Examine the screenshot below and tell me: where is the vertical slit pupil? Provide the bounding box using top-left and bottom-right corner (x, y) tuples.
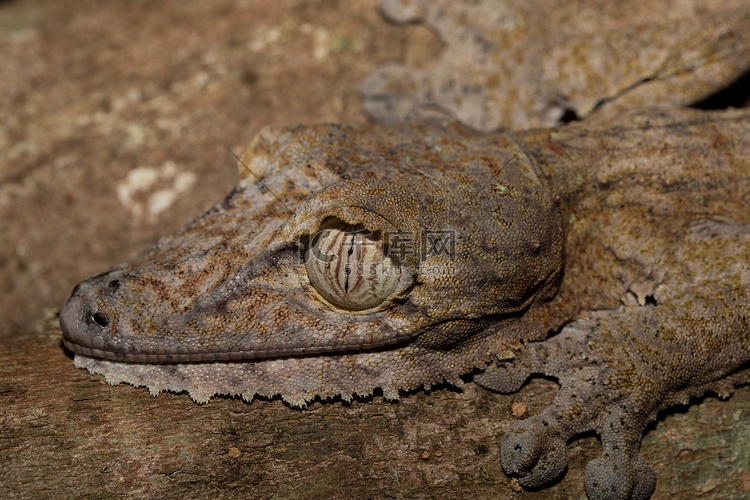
(344, 233), (356, 292)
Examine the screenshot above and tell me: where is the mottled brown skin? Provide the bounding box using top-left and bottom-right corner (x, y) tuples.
(59, 1), (750, 499)
(478, 108), (750, 498)
(62, 108), (750, 499)
(364, 0), (750, 131)
(61, 122), (566, 402)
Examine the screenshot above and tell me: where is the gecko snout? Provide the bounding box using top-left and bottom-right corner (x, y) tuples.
(60, 271), (128, 359)
(61, 294), (108, 353)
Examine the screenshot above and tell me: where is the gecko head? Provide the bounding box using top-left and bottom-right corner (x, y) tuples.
(61, 124), (564, 368)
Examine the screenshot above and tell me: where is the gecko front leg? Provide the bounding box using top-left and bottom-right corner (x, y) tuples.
(481, 279), (750, 499)
(476, 149), (750, 498)
(61, 110), (750, 499)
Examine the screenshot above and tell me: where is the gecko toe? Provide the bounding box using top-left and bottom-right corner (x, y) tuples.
(584, 405), (657, 500)
(585, 454), (655, 500)
(501, 416), (568, 487)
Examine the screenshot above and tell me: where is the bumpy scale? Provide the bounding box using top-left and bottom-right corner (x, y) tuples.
(61, 1), (750, 498)
(363, 0), (750, 131)
(62, 108), (750, 499)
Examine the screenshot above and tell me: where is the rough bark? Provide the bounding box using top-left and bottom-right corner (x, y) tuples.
(1, 1), (749, 498)
(1, 329), (748, 499)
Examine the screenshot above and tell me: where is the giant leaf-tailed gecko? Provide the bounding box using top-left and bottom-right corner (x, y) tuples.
(60, 1), (750, 499)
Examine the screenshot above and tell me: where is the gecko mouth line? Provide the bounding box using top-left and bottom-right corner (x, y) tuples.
(58, 287), (420, 363)
(60, 336), (416, 364)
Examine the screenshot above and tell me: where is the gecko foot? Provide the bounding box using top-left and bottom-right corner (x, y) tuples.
(477, 315), (668, 499)
(480, 285), (749, 499)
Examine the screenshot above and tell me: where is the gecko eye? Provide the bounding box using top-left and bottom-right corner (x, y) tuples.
(305, 219), (403, 311)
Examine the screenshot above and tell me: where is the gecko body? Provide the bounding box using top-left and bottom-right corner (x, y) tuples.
(61, 1), (750, 498)
(62, 110), (750, 499)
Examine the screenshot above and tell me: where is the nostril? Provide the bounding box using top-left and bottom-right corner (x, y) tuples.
(87, 311), (110, 329)
(92, 312), (109, 327)
(93, 312), (109, 327)
(108, 279), (121, 290)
